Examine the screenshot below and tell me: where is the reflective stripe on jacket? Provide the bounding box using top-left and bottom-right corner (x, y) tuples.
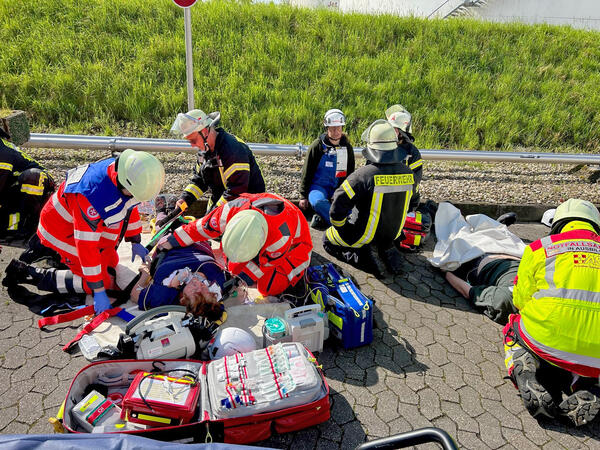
(37, 163), (141, 290)
(327, 162), (414, 248)
(172, 192), (312, 296)
(513, 222), (600, 377)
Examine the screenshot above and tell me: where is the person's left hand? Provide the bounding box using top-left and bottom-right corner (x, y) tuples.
(131, 242), (149, 262)
(157, 234), (174, 252)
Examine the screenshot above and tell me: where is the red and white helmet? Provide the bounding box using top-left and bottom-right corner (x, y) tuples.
(323, 109), (346, 127)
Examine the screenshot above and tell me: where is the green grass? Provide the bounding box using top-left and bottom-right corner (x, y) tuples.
(2, 0), (600, 151)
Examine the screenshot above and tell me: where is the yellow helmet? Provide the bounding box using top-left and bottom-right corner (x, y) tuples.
(117, 149), (165, 201)
(551, 198), (600, 234)
(360, 119), (407, 164)
(222, 210), (268, 263)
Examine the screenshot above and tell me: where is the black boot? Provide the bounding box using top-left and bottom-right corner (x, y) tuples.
(510, 348), (557, 419)
(497, 212), (517, 227)
(359, 245), (387, 278)
(559, 386), (600, 426)
(310, 214), (328, 231)
(3, 259), (34, 288)
(380, 246), (404, 275)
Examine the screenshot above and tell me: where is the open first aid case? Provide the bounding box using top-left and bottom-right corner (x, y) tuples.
(59, 342), (330, 444)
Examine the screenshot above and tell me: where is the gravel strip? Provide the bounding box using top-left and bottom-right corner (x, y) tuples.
(24, 148), (600, 206)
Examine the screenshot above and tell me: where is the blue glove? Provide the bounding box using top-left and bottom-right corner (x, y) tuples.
(93, 290), (112, 314)
(131, 242), (149, 262)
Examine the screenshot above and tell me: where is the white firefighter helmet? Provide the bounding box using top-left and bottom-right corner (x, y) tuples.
(170, 109), (221, 138)
(208, 327), (257, 359)
(323, 109), (346, 127)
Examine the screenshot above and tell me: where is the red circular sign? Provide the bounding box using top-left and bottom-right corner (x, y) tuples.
(173, 0), (198, 7)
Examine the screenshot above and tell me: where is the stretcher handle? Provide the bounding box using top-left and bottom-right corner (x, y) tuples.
(125, 304), (187, 335)
(355, 427), (458, 450)
(146, 202), (187, 251)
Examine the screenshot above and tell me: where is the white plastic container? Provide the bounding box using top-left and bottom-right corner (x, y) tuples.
(71, 390), (123, 432)
(284, 304), (325, 353)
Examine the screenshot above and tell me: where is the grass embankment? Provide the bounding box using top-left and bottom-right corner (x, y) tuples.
(2, 0), (600, 151)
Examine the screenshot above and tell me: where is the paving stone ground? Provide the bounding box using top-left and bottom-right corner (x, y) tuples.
(0, 223), (599, 448)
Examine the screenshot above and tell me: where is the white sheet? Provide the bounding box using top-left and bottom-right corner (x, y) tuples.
(428, 202), (526, 271)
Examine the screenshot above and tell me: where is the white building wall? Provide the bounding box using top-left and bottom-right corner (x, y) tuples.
(466, 0), (600, 31)
(288, 0), (600, 31)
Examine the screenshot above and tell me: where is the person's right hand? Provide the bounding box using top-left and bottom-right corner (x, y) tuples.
(298, 198), (309, 211)
(175, 198), (187, 210)
(93, 290), (112, 314)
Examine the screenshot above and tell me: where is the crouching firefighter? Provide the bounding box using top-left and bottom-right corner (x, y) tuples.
(504, 199), (600, 426)
(158, 192), (312, 298)
(0, 127), (55, 240)
(323, 120), (413, 276)
(3, 150), (165, 314)
(170, 109), (265, 214)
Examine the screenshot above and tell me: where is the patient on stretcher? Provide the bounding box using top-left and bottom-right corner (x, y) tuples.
(131, 241), (232, 320)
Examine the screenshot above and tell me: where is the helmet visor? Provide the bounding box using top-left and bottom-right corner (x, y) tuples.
(170, 113), (205, 138)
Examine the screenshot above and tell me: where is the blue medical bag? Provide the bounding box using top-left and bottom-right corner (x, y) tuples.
(307, 264), (373, 349)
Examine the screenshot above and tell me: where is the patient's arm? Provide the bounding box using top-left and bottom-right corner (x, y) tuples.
(445, 271), (472, 299)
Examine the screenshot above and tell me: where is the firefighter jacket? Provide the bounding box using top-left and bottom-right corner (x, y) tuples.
(512, 221), (600, 378)
(180, 128), (265, 209)
(401, 141), (423, 209)
(37, 159), (142, 291)
(299, 133), (355, 199)
(169, 192), (312, 296)
(0, 138), (55, 234)
(326, 159), (414, 249)
(0, 138), (47, 197)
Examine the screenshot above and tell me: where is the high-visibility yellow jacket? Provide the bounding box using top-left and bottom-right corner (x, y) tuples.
(513, 220), (600, 377)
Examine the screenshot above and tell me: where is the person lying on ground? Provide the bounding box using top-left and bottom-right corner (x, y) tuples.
(504, 199), (600, 426)
(3, 150), (165, 314)
(299, 108), (355, 230)
(444, 253), (520, 324)
(157, 192), (312, 299)
(131, 241), (228, 320)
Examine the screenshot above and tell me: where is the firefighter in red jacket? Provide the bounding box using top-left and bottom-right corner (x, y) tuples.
(4, 150), (165, 314)
(157, 192), (312, 297)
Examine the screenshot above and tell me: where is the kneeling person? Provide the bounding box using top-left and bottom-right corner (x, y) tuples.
(158, 192), (312, 297)
(0, 127), (55, 240)
(323, 120), (413, 276)
(4, 150), (165, 314)
(504, 199), (600, 426)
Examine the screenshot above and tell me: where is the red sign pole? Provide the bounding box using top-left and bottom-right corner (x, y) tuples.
(172, 0), (198, 110)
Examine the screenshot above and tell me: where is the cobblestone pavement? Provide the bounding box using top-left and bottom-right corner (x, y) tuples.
(0, 223), (599, 448)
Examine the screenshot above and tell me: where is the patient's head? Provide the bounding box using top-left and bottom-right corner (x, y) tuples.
(180, 274), (222, 320)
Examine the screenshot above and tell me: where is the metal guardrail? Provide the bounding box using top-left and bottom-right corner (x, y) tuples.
(21, 133), (600, 165)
